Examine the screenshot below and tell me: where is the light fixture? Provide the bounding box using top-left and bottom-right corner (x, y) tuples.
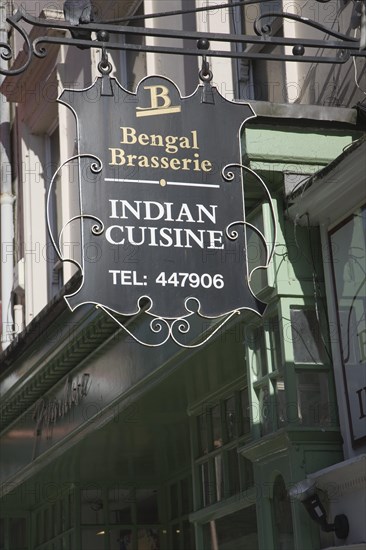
(289, 480), (349, 540)
(302, 494), (349, 540)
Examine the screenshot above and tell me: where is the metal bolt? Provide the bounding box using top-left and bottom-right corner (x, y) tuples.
(197, 38), (210, 50)
(97, 30), (110, 42)
(292, 44), (305, 56)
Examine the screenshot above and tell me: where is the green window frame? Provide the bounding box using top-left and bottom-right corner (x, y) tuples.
(193, 387), (254, 510)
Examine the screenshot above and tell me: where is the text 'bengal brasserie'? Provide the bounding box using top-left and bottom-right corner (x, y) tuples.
(56, 75), (268, 320)
(109, 128), (213, 172)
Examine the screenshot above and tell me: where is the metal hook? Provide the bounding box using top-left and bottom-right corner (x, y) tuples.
(97, 30), (112, 75)
(199, 55), (213, 82)
(98, 47), (112, 75)
(197, 38), (213, 82)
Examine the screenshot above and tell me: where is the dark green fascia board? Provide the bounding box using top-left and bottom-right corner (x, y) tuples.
(1, 273), (82, 372)
(0, 275), (122, 431)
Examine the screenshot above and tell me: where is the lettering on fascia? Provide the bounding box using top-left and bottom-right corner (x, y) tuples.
(109, 127), (212, 173)
(33, 373), (90, 438)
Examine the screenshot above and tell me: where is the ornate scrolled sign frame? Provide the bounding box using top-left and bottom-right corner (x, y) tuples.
(46, 72), (276, 347)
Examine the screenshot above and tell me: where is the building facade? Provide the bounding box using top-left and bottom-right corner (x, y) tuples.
(0, 1), (365, 549)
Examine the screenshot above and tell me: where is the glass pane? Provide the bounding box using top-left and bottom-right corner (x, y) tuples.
(224, 396), (237, 441)
(226, 449), (240, 498)
(214, 455), (224, 502)
(181, 477), (192, 515)
(240, 456), (254, 490)
(276, 378), (287, 426)
(81, 489), (104, 524)
(200, 462), (210, 507)
(0, 519), (4, 549)
(197, 414), (208, 455)
(59, 498), (66, 534)
(269, 316), (283, 370)
(58, 534), (73, 550)
(297, 372), (331, 425)
(205, 506), (258, 549)
(290, 309), (325, 363)
(69, 492), (75, 528)
(210, 405), (222, 449)
(272, 476), (294, 550)
(258, 385), (273, 435)
(110, 528), (133, 550)
(257, 326), (268, 377)
(9, 518), (27, 549)
(36, 511), (42, 545)
(50, 503), (56, 539)
(240, 388), (251, 435)
(137, 528), (159, 550)
(170, 484), (178, 520)
(81, 528), (105, 549)
(56, 499), (62, 535)
(202, 522), (212, 549)
(136, 489), (159, 523)
(182, 520), (196, 550)
(248, 326), (267, 378)
(44, 508), (49, 542)
(171, 524), (181, 550)
(109, 488), (133, 524)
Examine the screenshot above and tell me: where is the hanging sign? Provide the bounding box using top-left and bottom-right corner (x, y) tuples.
(50, 74), (274, 346)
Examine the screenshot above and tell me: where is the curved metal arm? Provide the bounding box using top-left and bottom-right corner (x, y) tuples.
(0, 4), (365, 77)
(254, 11), (359, 41)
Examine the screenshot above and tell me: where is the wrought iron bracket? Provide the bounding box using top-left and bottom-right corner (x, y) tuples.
(1, 3), (365, 77)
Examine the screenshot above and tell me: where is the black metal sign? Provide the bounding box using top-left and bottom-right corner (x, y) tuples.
(50, 75), (274, 346)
